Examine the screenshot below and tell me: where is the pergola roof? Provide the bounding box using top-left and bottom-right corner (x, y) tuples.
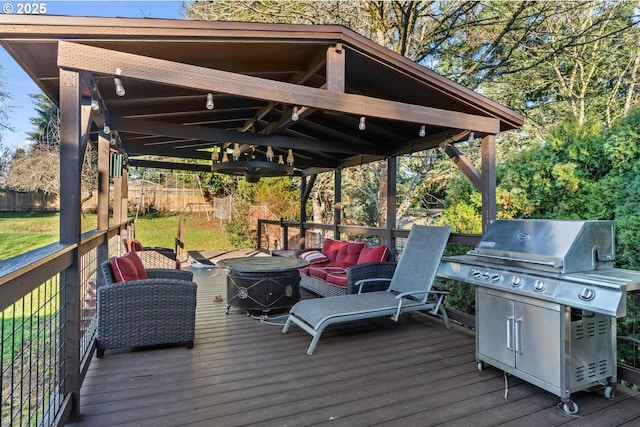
(0, 15), (525, 176)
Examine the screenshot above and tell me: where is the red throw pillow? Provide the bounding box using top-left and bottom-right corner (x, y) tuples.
(108, 252), (148, 283)
(128, 238), (144, 252)
(109, 256), (138, 282)
(123, 251), (148, 279)
(357, 245), (388, 264)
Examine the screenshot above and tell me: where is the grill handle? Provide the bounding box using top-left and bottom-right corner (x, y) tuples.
(507, 317), (514, 351)
(469, 251), (563, 268)
(514, 319), (522, 354)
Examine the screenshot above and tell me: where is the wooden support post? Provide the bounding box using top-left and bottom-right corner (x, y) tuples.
(334, 168), (342, 240)
(58, 68), (82, 422)
(326, 44), (345, 93)
(386, 156), (397, 248)
(481, 134), (497, 233)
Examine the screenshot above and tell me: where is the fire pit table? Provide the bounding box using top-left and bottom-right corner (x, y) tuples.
(218, 256), (308, 314)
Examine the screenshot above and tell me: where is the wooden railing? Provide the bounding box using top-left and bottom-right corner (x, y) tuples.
(0, 220), (134, 427)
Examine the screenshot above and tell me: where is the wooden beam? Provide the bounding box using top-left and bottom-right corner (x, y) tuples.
(443, 143), (482, 190)
(57, 41), (501, 133)
(128, 159), (213, 172)
(112, 117), (382, 155)
(326, 44), (345, 93)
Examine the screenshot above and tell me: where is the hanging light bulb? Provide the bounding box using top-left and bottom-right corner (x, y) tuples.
(232, 143), (241, 161)
(468, 132), (475, 141)
(419, 125), (426, 138)
(291, 106), (299, 121)
(222, 151), (229, 162)
(287, 149), (294, 166)
(103, 123), (111, 135)
(278, 155), (285, 165)
(211, 150), (218, 163)
(266, 146), (274, 162)
(359, 116), (366, 131)
(206, 93), (214, 110)
(114, 78), (125, 97)
(90, 99), (100, 111)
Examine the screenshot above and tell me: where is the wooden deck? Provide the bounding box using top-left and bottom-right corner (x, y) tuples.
(70, 264), (640, 426)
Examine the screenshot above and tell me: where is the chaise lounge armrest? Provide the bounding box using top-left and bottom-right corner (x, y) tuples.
(345, 261), (397, 295)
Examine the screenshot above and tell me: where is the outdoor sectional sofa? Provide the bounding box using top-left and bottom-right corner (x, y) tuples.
(297, 238), (396, 297)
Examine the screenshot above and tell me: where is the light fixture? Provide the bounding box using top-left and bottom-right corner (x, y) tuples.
(266, 146), (274, 162)
(468, 132), (475, 141)
(90, 99), (100, 111)
(103, 123), (111, 135)
(419, 125), (426, 138)
(291, 106), (299, 121)
(232, 143), (241, 161)
(206, 93), (214, 110)
(211, 146), (295, 183)
(359, 116), (366, 131)
(114, 78), (125, 97)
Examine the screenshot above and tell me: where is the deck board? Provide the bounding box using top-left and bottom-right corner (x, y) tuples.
(70, 264), (640, 426)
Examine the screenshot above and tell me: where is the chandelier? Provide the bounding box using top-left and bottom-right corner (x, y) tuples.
(211, 144), (295, 183)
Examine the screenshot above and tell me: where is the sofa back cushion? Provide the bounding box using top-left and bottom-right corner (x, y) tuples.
(321, 238), (348, 263)
(357, 245), (389, 264)
(109, 251), (149, 283)
(335, 242), (365, 267)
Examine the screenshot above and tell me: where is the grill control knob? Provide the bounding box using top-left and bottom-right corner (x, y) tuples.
(533, 280), (547, 292)
(579, 288), (596, 301)
(472, 269), (482, 280)
(490, 273), (503, 284)
(511, 276), (524, 287)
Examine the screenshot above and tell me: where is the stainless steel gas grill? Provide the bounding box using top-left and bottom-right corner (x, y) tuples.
(438, 219), (640, 415)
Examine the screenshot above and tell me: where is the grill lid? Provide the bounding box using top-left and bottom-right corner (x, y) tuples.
(468, 219), (615, 273)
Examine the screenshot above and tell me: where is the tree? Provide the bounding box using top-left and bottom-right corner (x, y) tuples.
(0, 65), (13, 142)
(5, 93), (99, 213)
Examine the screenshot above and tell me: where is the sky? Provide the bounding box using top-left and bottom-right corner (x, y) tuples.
(1, 1), (186, 149)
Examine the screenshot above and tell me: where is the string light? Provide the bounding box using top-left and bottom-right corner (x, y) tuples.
(266, 146), (274, 162)
(114, 78), (125, 97)
(419, 125), (426, 138)
(291, 106), (299, 121)
(90, 99), (100, 111)
(103, 123), (111, 135)
(287, 149), (294, 166)
(359, 116), (366, 131)
(206, 93), (214, 110)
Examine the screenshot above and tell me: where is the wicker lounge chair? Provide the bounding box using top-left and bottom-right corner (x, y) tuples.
(282, 225), (451, 355)
(96, 259), (197, 357)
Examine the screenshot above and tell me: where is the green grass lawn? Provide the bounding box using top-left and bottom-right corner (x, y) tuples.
(0, 212), (233, 260)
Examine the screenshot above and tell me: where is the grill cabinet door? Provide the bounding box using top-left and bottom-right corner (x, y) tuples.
(478, 291), (515, 368)
(515, 301), (561, 388)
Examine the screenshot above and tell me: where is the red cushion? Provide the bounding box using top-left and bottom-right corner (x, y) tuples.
(108, 252), (148, 283)
(309, 265), (329, 280)
(357, 245), (388, 264)
(334, 242), (365, 267)
(325, 271), (348, 288)
(128, 238), (144, 252)
(321, 238), (347, 263)
(299, 266), (310, 275)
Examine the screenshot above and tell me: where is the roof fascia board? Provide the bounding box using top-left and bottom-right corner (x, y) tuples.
(57, 41), (501, 134)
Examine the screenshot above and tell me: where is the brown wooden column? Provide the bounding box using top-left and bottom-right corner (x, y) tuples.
(58, 67), (82, 422)
(334, 168), (342, 240)
(97, 134), (109, 231)
(481, 134), (497, 232)
(386, 156), (397, 248)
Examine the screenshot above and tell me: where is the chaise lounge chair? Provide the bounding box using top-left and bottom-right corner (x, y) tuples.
(282, 225), (451, 355)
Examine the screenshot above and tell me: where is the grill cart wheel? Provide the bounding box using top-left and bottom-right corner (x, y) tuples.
(604, 384), (616, 399)
(562, 400), (579, 415)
